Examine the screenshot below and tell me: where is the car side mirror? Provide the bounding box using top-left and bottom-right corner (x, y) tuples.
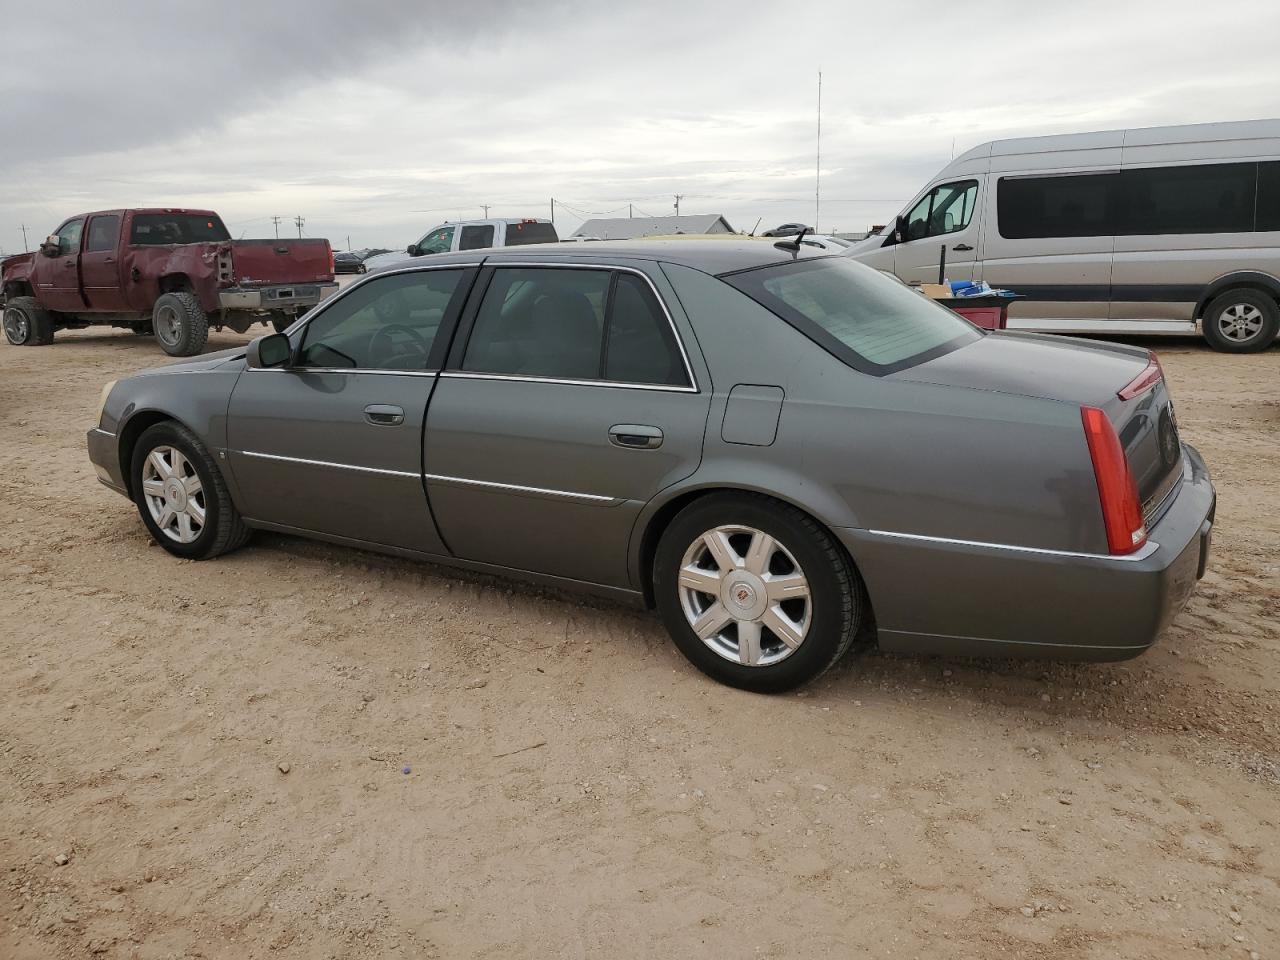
(40, 236), (60, 257)
(406, 243), (420, 257)
(893, 215), (907, 245)
(246, 332), (292, 369)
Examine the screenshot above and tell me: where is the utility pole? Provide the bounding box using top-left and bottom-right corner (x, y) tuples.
(481, 204), (490, 218)
(629, 203), (633, 219)
(816, 70), (822, 233)
(271, 216), (281, 239)
(550, 198), (555, 224)
(674, 194), (683, 217)
(347, 235), (351, 251)
(21, 223), (29, 252)
(294, 215), (304, 238)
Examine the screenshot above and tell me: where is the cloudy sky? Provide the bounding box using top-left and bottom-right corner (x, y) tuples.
(3, 0), (1280, 253)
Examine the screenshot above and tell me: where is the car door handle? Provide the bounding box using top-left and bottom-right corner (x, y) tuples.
(609, 424), (663, 449)
(952, 243), (974, 252)
(364, 404), (404, 426)
(103, 257), (115, 264)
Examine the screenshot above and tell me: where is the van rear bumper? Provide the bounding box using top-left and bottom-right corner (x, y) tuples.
(838, 443), (1215, 660)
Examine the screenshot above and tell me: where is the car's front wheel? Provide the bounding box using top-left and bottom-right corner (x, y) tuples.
(131, 421), (251, 560)
(653, 493), (863, 692)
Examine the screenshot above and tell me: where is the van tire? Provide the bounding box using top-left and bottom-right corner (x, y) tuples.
(152, 292), (209, 357)
(3, 296), (55, 346)
(1202, 290), (1279, 353)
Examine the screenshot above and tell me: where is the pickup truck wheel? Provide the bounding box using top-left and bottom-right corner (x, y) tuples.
(152, 291), (209, 357)
(131, 421), (251, 560)
(269, 311), (293, 334)
(3, 296), (54, 346)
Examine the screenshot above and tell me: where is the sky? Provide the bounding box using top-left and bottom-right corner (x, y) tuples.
(3, 0), (1280, 253)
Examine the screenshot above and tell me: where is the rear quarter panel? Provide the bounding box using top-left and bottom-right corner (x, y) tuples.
(120, 242), (225, 313)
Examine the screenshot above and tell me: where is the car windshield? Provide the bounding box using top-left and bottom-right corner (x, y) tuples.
(724, 257), (980, 374)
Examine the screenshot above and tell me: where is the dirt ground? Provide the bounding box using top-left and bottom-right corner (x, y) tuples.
(1, 326), (1276, 960)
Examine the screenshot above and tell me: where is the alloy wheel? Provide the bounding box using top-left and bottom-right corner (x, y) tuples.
(677, 524), (812, 666)
(141, 445), (206, 544)
(1217, 302), (1264, 342)
(154, 304), (181, 346)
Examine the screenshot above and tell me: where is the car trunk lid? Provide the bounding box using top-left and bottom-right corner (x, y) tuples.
(896, 331), (1184, 528)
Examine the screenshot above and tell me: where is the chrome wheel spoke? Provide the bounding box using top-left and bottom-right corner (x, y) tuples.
(691, 602), (733, 640)
(176, 512), (194, 542)
(763, 606), (805, 650)
(679, 565), (722, 595)
(702, 530), (738, 572)
(156, 506), (176, 531)
(183, 474), (203, 497)
(148, 449), (173, 479)
(743, 531), (776, 575)
(142, 479), (165, 498)
(737, 620), (763, 666)
(765, 571), (809, 601)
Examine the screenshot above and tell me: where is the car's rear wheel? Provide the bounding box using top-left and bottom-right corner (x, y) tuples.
(3, 296), (54, 346)
(1202, 290), (1280, 353)
(152, 291), (209, 357)
(653, 493), (862, 692)
(131, 421), (251, 560)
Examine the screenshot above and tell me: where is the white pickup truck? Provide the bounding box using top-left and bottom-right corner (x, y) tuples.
(364, 218), (559, 272)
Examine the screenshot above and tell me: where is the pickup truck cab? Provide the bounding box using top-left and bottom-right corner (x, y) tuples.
(1, 208), (338, 356)
(362, 218), (559, 273)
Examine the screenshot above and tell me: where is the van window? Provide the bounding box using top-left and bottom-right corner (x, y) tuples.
(1119, 163), (1256, 235)
(459, 225), (495, 250)
(1253, 161), (1280, 232)
(997, 173), (1116, 239)
(904, 180), (978, 241)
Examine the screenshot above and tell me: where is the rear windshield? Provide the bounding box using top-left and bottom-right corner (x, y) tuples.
(724, 258), (980, 374)
(130, 213), (230, 246)
(503, 222), (559, 246)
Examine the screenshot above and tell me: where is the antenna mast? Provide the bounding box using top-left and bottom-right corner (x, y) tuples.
(815, 70), (822, 233)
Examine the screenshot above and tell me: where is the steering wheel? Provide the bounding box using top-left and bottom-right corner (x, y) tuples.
(369, 323), (430, 367)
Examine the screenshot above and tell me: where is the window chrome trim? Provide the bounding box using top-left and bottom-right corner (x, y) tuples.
(237, 450), (419, 479)
(245, 366), (439, 377)
(865, 529), (1161, 563)
(423, 472), (620, 505)
(453, 261), (700, 392)
(439, 371), (696, 393)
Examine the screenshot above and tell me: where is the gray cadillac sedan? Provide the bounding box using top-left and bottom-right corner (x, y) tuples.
(87, 240), (1216, 691)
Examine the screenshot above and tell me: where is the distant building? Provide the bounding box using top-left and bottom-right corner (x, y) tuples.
(571, 214), (736, 240)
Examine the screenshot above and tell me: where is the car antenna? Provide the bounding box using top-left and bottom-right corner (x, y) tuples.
(748, 216), (762, 237)
(774, 225), (810, 252)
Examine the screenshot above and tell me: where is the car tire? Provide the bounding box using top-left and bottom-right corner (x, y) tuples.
(358, 264), (367, 274)
(270, 311), (293, 334)
(130, 421), (251, 560)
(152, 291), (209, 357)
(3, 296), (55, 346)
(653, 493), (862, 692)
(1202, 289), (1280, 353)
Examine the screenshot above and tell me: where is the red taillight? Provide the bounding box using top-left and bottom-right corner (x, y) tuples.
(1117, 352), (1163, 400)
(1081, 406), (1147, 555)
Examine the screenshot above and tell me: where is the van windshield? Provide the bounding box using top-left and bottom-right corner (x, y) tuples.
(724, 258), (981, 374)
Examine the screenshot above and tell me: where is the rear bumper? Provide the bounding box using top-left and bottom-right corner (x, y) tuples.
(219, 282), (339, 312)
(839, 442), (1215, 660)
(87, 427), (128, 497)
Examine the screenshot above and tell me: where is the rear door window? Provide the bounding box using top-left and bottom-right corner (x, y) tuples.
(459, 225), (495, 250)
(462, 268), (607, 380)
(1257, 161), (1280, 232)
(604, 273), (689, 386)
(85, 215), (120, 253)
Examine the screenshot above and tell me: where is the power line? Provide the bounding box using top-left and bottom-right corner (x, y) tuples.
(271, 216), (281, 239)
(294, 215), (304, 238)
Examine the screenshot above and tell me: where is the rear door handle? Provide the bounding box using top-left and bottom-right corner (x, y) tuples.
(364, 404), (404, 426)
(609, 424), (663, 449)
(952, 243), (974, 252)
(103, 257), (115, 264)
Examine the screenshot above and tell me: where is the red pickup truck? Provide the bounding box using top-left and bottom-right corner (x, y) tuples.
(1, 208), (337, 356)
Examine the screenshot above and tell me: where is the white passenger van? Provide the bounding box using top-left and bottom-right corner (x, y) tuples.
(846, 119), (1280, 352)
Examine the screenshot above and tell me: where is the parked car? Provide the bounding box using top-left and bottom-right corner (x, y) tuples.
(1, 208), (338, 355)
(363, 218), (559, 272)
(334, 248), (391, 274)
(762, 222), (812, 237)
(86, 241), (1215, 692)
(845, 118), (1280, 352)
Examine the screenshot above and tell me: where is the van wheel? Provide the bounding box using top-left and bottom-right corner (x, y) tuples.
(1202, 290), (1279, 353)
(3, 296), (54, 346)
(153, 292), (209, 357)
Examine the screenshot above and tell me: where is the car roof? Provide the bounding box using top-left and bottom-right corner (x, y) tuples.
(401, 238), (832, 276)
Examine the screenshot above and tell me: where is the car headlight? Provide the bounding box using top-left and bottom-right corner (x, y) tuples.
(95, 380), (117, 427)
